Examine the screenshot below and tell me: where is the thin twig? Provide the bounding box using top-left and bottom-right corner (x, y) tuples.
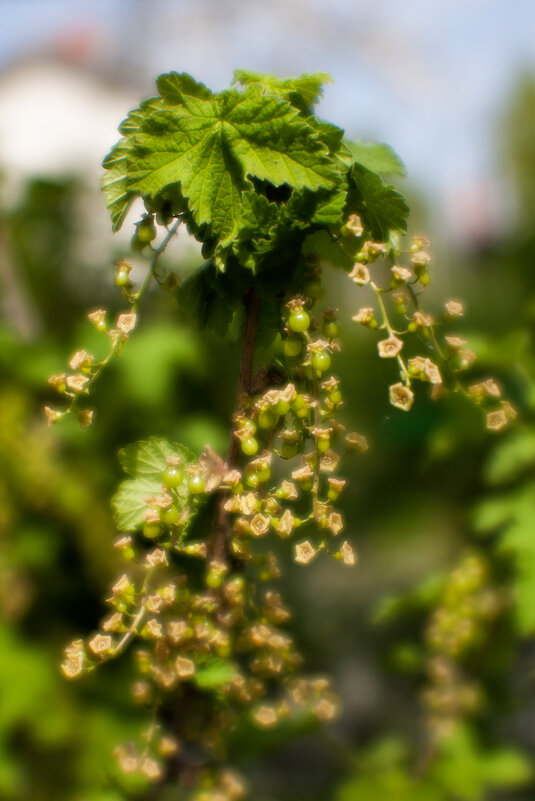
(211, 288), (260, 562)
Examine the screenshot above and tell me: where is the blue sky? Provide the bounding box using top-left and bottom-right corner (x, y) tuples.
(2, 0), (535, 231)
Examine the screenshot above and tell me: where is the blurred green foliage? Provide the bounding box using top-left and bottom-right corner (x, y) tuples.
(1, 73), (535, 800)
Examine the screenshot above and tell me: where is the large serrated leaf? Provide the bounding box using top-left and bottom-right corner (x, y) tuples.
(107, 82), (341, 246)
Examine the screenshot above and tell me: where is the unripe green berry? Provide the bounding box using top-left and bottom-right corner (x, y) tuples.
(311, 350), (331, 373)
(288, 309), (310, 333)
(258, 409), (277, 429)
(247, 472), (261, 489)
(241, 437), (259, 456)
(116, 268), (130, 287)
(275, 400), (291, 416)
(317, 437), (330, 453)
(283, 338), (302, 358)
(418, 271), (430, 286)
(187, 474), (206, 495)
(280, 441), (298, 459)
(163, 505), (180, 526)
(328, 389), (342, 405)
(162, 466), (183, 488)
(322, 321), (341, 339)
(143, 523), (160, 539)
(258, 465), (271, 483)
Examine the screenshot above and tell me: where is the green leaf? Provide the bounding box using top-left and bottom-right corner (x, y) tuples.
(433, 724), (531, 800)
(156, 71), (213, 103)
(484, 428), (535, 485)
(472, 494), (515, 534)
(177, 260), (246, 335)
(232, 70), (332, 109)
(102, 140), (137, 231)
(344, 140), (406, 176)
(302, 229), (355, 271)
(112, 438), (194, 531)
(347, 164), (409, 239)
(105, 79), (341, 248)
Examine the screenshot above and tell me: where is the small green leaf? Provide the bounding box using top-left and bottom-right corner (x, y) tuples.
(118, 437), (194, 478)
(113, 438), (194, 531)
(344, 140), (406, 176)
(156, 71), (213, 103)
(232, 70), (332, 109)
(347, 164), (409, 239)
(484, 428), (535, 485)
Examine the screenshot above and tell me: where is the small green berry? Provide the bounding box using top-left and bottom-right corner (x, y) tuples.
(187, 474), (206, 495)
(328, 389), (342, 405)
(143, 523), (160, 539)
(280, 441), (298, 459)
(116, 268), (130, 287)
(258, 410), (277, 429)
(241, 437), (259, 456)
(275, 400), (291, 416)
(246, 471), (260, 488)
(162, 466), (183, 488)
(283, 338), (302, 358)
(288, 309), (310, 333)
(163, 505), (181, 526)
(311, 350), (331, 373)
(322, 321), (341, 339)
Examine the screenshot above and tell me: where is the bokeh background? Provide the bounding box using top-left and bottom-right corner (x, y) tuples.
(1, 1), (535, 799)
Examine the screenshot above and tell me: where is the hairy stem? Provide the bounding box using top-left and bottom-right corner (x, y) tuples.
(211, 288), (260, 562)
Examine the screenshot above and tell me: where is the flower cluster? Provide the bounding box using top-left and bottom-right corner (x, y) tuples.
(344, 220), (514, 429)
(422, 552), (504, 740)
(55, 204), (517, 797)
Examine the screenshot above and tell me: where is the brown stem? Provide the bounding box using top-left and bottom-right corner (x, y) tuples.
(210, 288), (260, 562)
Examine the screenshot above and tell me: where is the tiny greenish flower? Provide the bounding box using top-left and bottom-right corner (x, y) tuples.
(89, 633), (113, 655)
(390, 265), (412, 283)
(66, 373), (90, 393)
(319, 449), (340, 473)
(352, 306), (377, 327)
(250, 513), (271, 537)
(294, 540), (318, 565)
(252, 705), (278, 728)
(377, 335), (403, 358)
(486, 410), (509, 432)
(344, 213), (364, 236)
(389, 382), (414, 411)
(69, 349), (95, 371)
(444, 299), (464, 318)
(116, 312), (137, 335)
(339, 540), (356, 565)
(349, 263), (371, 285)
(87, 308), (107, 330)
(275, 509), (296, 538)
